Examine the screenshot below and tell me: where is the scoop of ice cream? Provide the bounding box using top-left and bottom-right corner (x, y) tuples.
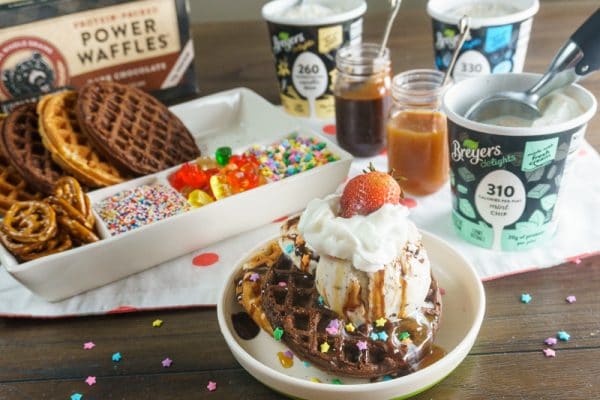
(298, 194), (431, 326)
(532, 91), (585, 127)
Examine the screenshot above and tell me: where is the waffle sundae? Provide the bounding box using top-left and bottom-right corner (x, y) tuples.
(236, 168), (441, 378)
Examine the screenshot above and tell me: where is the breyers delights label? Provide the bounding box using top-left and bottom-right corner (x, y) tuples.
(448, 120), (579, 251)
(0, 0), (196, 109)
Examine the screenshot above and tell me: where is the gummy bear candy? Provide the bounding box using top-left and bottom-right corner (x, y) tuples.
(187, 190), (214, 208)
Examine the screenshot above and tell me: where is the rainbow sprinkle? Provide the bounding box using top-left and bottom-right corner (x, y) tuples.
(96, 183), (191, 235)
(244, 134), (339, 182)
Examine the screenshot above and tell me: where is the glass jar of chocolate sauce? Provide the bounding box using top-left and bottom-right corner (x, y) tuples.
(386, 69), (449, 195)
(334, 43), (391, 157)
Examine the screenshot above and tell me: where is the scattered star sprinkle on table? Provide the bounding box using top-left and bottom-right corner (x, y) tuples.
(544, 337), (558, 346)
(85, 376), (96, 386)
(557, 331), (570, 341)
(207, 380), (217, 392)
(566, 295), (577, 303)
(152, 319), (163, 327)
(273, 327), (284, 341)
(161, 357), (173, 367)
(303, 361), (311, 367)
(542, 348), (556, 357)
(520, 293), (532, 304)
(320, 342), (330, 353)
(249, 273), (260, 282)
(70, 394), (83, 400)
(357, 340), (367, 351)
(112, 352), (122, 362)
(375, 317), (387, 327)
(83, 342), (95, 350)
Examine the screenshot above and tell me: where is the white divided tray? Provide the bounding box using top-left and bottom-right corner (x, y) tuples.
(0, 88), (352, 302)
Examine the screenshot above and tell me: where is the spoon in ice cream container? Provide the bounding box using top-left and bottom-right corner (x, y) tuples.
(465, 7), (600, 125)
(442, 15), (471, 87)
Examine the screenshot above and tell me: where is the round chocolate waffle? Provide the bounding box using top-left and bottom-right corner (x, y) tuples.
(1, 104), (65, 194)
(76, 81), (200, 176)
(261, 254), (442, 379)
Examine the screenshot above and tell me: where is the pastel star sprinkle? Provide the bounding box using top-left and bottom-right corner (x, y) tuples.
(345, 323), (355, 333)
(375, 317), (387, 327)
(112, 352), (122, 362)
(317, 296), (324, 306)
(285, 244), (294, 254)
(325, 319), (340, 335)
(557, 331), (570, 341)
(398, 331), (410, 341)
(544, 337), (558, 346)
(378, 331), (389, 341)
(382, 375), (393, 381)
(284, 350), (294, 359)
(152, 319), (163, 327)
(331, 378), (342, 385)
(249, 273), (260, 282)
(566, 295), (577, 303)
(542, 348), (556, 357)
(303, 361), (311, 367)
(71, 394), (83, 400)
(357, 340), (367, 351)
(370, 332), (379, 341)
(309, 377), (322, 383)
(520, 293), (532, 304)
(85, 376), (96, 386)
(161, 357), (173, 367)
(320, 342), (330, 353)
(207, 380), (217, 392)
(83, 342), (95, 350)
(278, 281), (287, 287)
(273, 327), (284, 341)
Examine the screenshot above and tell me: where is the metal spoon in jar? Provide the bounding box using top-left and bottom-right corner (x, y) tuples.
(465, 8), (600, 125)
(442, 15), (471, 87)
(379, 0), (402, 58)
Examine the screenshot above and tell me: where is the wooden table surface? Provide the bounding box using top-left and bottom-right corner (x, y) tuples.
(1, 1), (599, 399)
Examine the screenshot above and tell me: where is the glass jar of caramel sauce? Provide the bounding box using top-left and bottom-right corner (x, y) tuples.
(386, 69), (449, 195)
(334, 43), (391, 157)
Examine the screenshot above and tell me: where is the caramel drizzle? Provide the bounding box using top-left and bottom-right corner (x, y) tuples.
(371, 269), (385, 321)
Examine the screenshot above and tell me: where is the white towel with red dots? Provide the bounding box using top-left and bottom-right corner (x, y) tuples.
(0, 128), (598, 317)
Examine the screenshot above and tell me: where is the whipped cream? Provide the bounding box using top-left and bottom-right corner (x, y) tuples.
(298, 194), (419, 273)
(481, 89), (585, 128)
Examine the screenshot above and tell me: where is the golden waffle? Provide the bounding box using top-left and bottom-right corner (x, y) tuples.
(0, 104), (64, 194)
(37, 91), (125, 188)
(76, 81), (200, 176)
(0, 115), (43, 215)
(235, 239), (282, 335)
(261, 255), (442, 378)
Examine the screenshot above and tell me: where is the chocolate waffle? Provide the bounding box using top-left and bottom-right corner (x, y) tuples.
(1, 104), (65, 194)
(37, 91), (125, 188)
(76, 81), (200, 176)
(0, 116), (43, 215)
(261, 254), (441, 379)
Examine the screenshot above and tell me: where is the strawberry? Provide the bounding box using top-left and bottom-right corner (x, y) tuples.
(339, 166), (402, 218)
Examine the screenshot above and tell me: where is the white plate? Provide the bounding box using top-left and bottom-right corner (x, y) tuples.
(0, 88), (352, 302)
(218, 231), (485, 400)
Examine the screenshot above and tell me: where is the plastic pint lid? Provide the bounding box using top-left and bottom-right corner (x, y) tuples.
(427, 0), (539, 28)
(262, 0), (367, 27)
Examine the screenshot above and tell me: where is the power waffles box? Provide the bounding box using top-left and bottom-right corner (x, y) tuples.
(0, 0), (197, 111)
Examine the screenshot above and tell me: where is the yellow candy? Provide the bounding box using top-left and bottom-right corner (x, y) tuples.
(210, 174), (233, 200)
(187, 190), (214, 208)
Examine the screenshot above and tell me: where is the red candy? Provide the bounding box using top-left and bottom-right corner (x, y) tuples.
(169, 164), (208, 192)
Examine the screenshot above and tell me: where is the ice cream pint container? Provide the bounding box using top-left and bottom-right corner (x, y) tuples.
(262, 0), (366, 119)
(427, 0), (539, 80)
(443, 73), (597, 251)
